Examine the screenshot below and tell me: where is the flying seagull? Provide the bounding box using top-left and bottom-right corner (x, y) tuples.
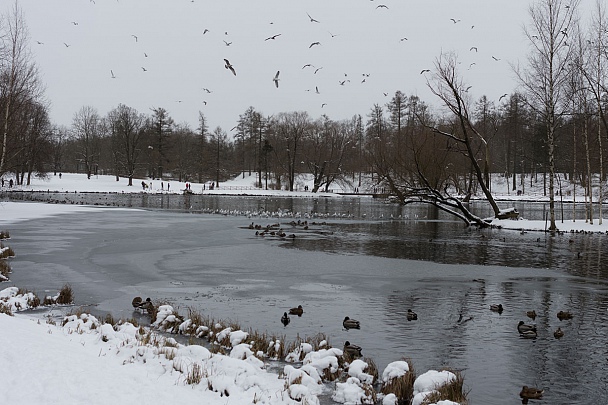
(110, 70), (116, 78)
(400, 37), (408, 42)
(132, 34), (138, 42)
(224, 58), (236, 76)
(302, 64), (314, 69)
(450, 18), (461, 24)
(202, 29), (209, 35)
(265, 34), (281, 41)
(314, 67), (323, 74)
(309, 42), (321, 48)
(63, 42), (70, 47)
(321, 103), (327, 108)
(499, 93), (508, 101)
(141, 67), (147, 72)
(71, 21), (78, 25)
(315, 86), (320, 94)
(420, 69), (431, 74)
(307, 12), (319, 23)
(223, 40), (232, 46)
(328, 31), (338, 38)
(144, 52), (148, 57)
(203, 88), (212, 93)
(36, 41), (44, 45)
(273, 71), (280, 88)
(376, 4), (388, 9)
(470, 46), (478, 52)
(492, 56), (501, 61)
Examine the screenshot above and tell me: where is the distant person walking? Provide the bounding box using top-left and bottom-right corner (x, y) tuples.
(161, 182), (164, 190)
(9, 179), (13, 188)
(167, 182), (170, 191)
(59, 173), (62, 179)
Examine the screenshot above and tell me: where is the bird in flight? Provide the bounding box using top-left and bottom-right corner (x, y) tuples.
(36, 41), (44, 45)
(420, 69), (431, 74)
(376, 4), (388, 9)
(224, 58), (236, 76)
(470, 46), (478, 52)
(492, 56), (501, 61)
(144, 52), (148, 57)
(141, 67), (147, 72)
(315, 86), (320, 94)
(273, 71), (280, 88)
(203, 88), (212, 93)
(132, 34), (138, 42)
(265, 34), (281, 41)
(321, 103), (327, 108)
(468, 62), (476, 69)
(339, 80), (346, 85)
(302, 64), (314, 69)
(223, 40), (232, 46)
(450, 18), (461, 24)
(400, 37), (408, 42)
(307, 12), (319, 23)
(63, 42), (70, 47)
(314, 67), (323, 74)
(110, 70), (116, 79)
(328, 31), (338, 38)
(71, 21), (78, 25)
(383, 92), (388, 96)
(203, 29), (209, 35)
(499, 93), (508, 101)
(309, 42), (321, 48)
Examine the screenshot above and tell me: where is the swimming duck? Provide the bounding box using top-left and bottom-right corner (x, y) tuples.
(343, 341), (362, 358)
(289, 305), (304, 316)
(557, 310), (573, 320)
(526, 310), (536, 320)
(132, 296), (143, 308)
(554, 327), (564, 339)
(281, 312), (290, 326)
(490, 304), (504, 313)
(343, 316), (360, 330)
(520, 329), (537, 339)
(138, 297), (155, 314)
(406, 309), (418, 321)
(520, 386), (544, 400)
(517, 321), (537, 334)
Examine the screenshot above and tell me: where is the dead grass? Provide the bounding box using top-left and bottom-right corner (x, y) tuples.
(56, 284), (74, 305)
(0, 260), (11, 279)
(0, 303), (13, 316)
(381, 358), (416, 405)
(363, 357), (379, 384)
(0, 245), (15, 259)
(0, 230), (10, 239)
(420, 369), (468, 405)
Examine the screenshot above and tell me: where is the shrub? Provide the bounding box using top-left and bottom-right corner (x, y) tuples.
(56, 284), (74, 305)
(381, 358), (416, 405)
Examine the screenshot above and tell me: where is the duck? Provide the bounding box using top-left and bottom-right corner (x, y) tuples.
(490, 304), (504, 313)
(520, 386), (544, 400)
(289, 305), (304, 316)
(343, 341), (362, 358)
(131, 296), (143, 308)
(343, 316), (360, 330)
(517, 321), (537, 334)
(281, 312), (290, 326)
(554, 327), (564, 339)
(557, 310), (573, 320)
(520, 329), (537, 339)
(138, 297), (155, 314)
(406, 309), (418, 321)
(526, 310), (537, 320)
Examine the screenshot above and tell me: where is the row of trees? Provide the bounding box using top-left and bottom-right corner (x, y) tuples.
(2, 0), (607, 230)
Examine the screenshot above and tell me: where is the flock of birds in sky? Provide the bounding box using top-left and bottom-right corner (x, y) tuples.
(29, 0), (522, 131)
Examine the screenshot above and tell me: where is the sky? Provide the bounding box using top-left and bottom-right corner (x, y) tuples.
(11, 0), (585, 137)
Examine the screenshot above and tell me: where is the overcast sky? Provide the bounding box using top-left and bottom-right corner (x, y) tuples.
(14, 0), (593, 136)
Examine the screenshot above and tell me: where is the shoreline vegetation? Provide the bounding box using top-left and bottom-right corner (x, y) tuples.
(1, 285), (466, 405)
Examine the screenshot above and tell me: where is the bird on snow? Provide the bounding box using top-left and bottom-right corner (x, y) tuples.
(224, 58), (236, 76)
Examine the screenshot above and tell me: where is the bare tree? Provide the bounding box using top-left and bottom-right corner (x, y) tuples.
(0, 2), (44, 176)
(106, 104), (145, 186)
(515, 0), (580, 231)
(72, 106), (101, 179)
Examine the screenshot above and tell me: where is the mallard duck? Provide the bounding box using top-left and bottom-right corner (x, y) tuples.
(281, 312), (290, 326)
(132, 296), (143, 308)
(517, 321), (537, 334)
(490, 304), (504, 313)
(520, 386), (544, 400)
(138, 297), (155, 314)
(557, 310), (573, 320)
(526, 310), (536, 320)
(406, 309), (418, 321)
(343, 341), (362, 358)
(554, 327), (564, 339)
(520, 329), (537, 339)
(289, 305), (303, 316)
(343, 316), (360, 330)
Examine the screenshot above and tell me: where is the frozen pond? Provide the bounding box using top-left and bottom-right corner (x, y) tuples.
(4, 196), (608, 404)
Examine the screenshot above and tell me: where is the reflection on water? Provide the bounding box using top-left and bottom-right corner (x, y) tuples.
(4, 192), (608, 404)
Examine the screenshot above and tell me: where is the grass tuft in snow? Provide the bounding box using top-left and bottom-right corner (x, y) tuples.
(0, 260), (10, 279)
(421, 369), (468, 405)
(0, 230), (10, 239)
(0, 245), (15, 259)
(56, 283), (74, 305)
(363, 356), (379, 385)
(381, 358), (416, 404)
(0, 302), (12, 316)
